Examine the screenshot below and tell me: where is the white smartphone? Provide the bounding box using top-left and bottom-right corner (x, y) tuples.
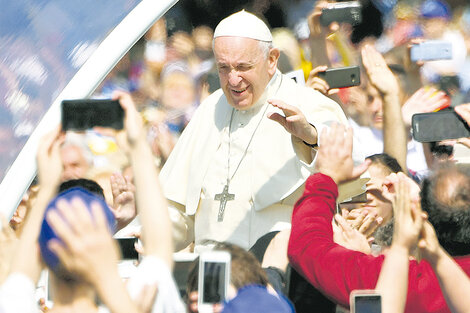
(350, 290), (382, 313)
(198, 251), (231, 312)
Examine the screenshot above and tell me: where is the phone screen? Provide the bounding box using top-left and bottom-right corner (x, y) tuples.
(412, 110), (470, 142)
(355, 295), (381, 313)
(117, 238), (138, 260)
(202, 261), (227, 303)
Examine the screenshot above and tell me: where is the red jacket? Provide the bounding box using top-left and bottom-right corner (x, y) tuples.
(288, 173), (470, 313)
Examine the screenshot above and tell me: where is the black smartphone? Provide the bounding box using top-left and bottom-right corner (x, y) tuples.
(318, 66), (361, 89)
(351, 293), (382, 313)
(410, 40), (452, 62)
(61, 99), (124, 131)
(116, 237), (138, 260)
(320, 1), (362, 26)
(412, 110), (470, 142)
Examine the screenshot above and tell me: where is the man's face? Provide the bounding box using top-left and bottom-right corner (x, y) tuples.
(61, 145), (89, 181)
(421, 17), (447, 39)
(366, 83), (384, 129)
(361, 164), (393, 223)
(214, 36), (278, 110)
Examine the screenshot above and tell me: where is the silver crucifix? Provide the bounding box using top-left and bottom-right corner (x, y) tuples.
(215, 184), (235, 222)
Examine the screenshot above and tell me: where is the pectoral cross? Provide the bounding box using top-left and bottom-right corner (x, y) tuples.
(215, 184), (235, 222)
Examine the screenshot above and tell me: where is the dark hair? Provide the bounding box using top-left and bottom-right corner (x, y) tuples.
(58, 179), (105, 200)
(373, 218), (394, 248)
(421, 164), (470, 256)
(186, 241), (269, 298)
(350, 0), (384, 45)
(366, 153), (403, 174)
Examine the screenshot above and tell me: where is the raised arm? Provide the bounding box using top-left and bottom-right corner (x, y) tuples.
(419, 220), (470, 313)
(376, 177), (424, 313)
(9, 126), (64, 281)
(361, 45), (407, 172)
(288, 124), (377, 307)
(115, 91), (173, 268)
(47, 196), (142, 313)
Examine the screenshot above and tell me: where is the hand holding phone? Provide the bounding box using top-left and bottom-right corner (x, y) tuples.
(410, 41), (452, 62)
(198, 251), (231, 312)
(116, 237), (139, 260)
(318, 66), (361, 89)
(61, 99), (124, 131)
(320, 1), (362, 26)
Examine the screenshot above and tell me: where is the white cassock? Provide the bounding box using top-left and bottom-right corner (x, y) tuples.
(160, 70), (351, 251)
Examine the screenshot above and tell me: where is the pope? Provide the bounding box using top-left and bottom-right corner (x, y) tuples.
(160, 10), (351, 251)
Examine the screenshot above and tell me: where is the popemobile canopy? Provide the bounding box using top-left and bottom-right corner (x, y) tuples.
(0, 0), (179, 219)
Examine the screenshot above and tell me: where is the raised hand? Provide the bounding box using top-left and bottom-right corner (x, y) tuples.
(306, 66), (340, 96)
(307, 0), (339, 39)
(315, 123), (370, 184)
(342, 208), (383, 239)
(382, 172), (421, 204)
(361, 44), (399, 96)
(47, 197), (119, 283)
(333, 214), (372, 254)
(267, 99), (318, 145)
(110, 173), (136, 231)
(418, 221), (441, 263)
(37, 126), (64, 189)
(112, 91), (146, 151)
(401, 87), (449, 127)
(391, 178), (425, 251)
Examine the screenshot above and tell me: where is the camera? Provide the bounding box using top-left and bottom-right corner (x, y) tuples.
(320, 1), (362, 27)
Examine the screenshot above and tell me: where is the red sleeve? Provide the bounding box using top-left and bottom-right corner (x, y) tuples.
(288, 173), (385, 308)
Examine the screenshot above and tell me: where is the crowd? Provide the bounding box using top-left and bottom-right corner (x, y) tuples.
(2, 0), (470, 312)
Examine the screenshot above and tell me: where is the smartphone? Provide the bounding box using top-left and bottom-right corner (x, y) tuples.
(116, 237), (138, 260)
(350, 290), (382, 313)
(412, 110), (470, 142)
(173, 252), (198, 298)
(198, 251), (231, 312)
(61, 99), (124, 131)
(410, 41), (453, 62)
(320, 1), (362, 26)
(318, 66), (361, 89)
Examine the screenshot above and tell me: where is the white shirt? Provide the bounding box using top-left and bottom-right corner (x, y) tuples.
(349, 118), (428, 176)
(0, 256), (185, 313)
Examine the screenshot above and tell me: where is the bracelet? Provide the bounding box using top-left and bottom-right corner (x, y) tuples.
(303, 140), (318, 148)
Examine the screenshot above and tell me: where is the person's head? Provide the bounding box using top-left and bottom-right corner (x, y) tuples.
(39, 184), (115, 284)
(358, 154), (403, 224)
(58, 178), (105, 200)
(364, 82), (384, 129)
(60, 134), (93, 181)
(421, 163), (470, 256)
(419, 0), (451, 39)
(160, 62), (197, 111)
(213, 10), (280, 110)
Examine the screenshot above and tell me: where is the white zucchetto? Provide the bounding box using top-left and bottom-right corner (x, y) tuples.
(213, 10), (272, 42)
